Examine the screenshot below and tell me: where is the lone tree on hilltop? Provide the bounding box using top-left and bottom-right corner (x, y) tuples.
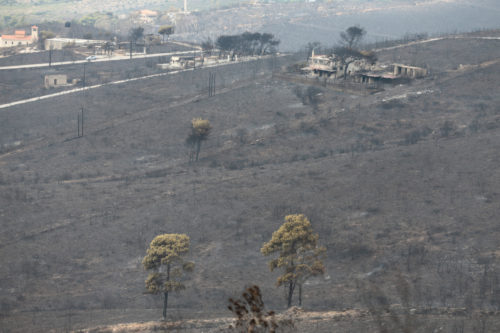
(334, 25), (375, 79)
(143, 234), (194, 320)
(186, 118), (212, 162)
(340, 25), (366, 49)
(158, 25), (174, 43)
(261, 214), (326, 308)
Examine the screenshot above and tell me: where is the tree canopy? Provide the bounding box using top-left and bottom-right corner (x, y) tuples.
(333, 46), (377, 78)
(201, 38), (215, 55)
(130, 26), (144, 42)
(143, 234), (194, 320)
(261, 214), (325, 308)
(339, 25), (366, 49)
(186, 118), (212, 162)
(39, 30), (55, 49)
(216, 32), (280, 59)
(158, 25), (174, 42)
(334, 26), (375, 79)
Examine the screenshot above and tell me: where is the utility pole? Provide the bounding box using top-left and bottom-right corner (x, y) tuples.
(130, 41), (133, 59)
(209, 73), (212, 97)
(83, 62), (86, 89)
(77, 107), (84, 137)
(208, 72), (216, 97)
(81, 107), (84, 137)
(49, 48), (52, 67)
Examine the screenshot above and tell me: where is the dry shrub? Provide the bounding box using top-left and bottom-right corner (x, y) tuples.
(226, 285), (294, 333)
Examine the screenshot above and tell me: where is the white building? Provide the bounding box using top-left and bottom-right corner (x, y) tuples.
(0, 25), (38, 48)
(44, 38), (107, 50)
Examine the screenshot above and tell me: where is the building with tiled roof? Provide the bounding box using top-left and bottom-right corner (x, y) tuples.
(0, 26), (38, 48)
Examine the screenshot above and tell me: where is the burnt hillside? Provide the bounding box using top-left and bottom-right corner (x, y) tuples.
(1, 36), (500, 332)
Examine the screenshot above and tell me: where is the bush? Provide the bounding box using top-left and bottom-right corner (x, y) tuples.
(403, 126), (431, 145)
(468, 119), (480, 133)
(226, 285), (294, 332)
(145, 169), (168, 178)
(439, 120), (455, 137)
(370, 137), (383, 147)
(381, 99), (405, 110)
(225, 159), (247, 170)
(299, 121), (318, 135)
(59, 172), (72, 181)
(293, 85), (322, 107)
(235, 128), (249, 144)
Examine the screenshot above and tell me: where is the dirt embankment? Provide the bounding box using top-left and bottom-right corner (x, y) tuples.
(75, 308), (500, 333)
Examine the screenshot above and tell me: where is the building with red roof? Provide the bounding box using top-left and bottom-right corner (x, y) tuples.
(0, 25), (38, 48)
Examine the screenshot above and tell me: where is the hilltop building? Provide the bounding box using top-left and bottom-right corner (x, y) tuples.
(44, 74), (78, 89)
(303, 51), (375, 79)
(0, 25), (38, 48)
(304, 51), (427, 84)
(393, 63), (427, 78)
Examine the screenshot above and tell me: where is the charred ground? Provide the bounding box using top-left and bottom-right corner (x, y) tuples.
(1, 34), (500, 332)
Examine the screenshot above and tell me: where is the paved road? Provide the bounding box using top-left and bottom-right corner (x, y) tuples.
(0, 54), (285, 110)
(0, 50), (200, 71)
(374, 36), (500, 51)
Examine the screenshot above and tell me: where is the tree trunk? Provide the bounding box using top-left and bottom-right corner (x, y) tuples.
(195, 141), (201, 161)
(287, 281), (295, 308)
(163, 264), (171, 320)
(298, 284), (302, 307)
(163, 291), (169, 320)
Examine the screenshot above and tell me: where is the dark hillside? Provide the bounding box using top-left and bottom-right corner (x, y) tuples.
(1, 37), (500, 332)
(0, 43), (196, 104)
(376, 37), (500, 71)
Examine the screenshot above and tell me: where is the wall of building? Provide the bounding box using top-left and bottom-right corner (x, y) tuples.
(0, 40), (30, 48)
(0, 26), (37, 48)
(393, 64), (427, 78)
(44, 74), (69, 89)
(44, 38), (106, 50)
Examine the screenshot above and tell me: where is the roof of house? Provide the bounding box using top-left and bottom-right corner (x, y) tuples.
(1, 35), (32, 41)
(139, 9), (158, 16)
(1, 27), (37, 41)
